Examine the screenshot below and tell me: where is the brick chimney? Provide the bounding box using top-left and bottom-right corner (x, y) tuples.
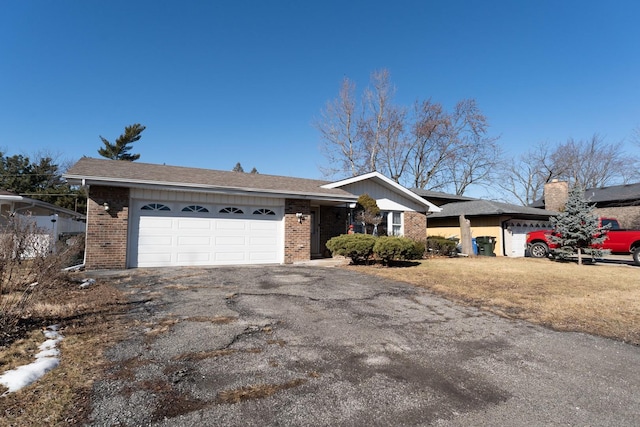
(544, 180), (568, 212)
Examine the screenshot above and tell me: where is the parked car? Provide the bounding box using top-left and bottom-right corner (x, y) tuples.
(526, 217), (640, 265)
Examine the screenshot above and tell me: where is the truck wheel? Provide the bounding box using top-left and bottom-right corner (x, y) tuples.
(633, 248), (640, 266)
(530, 242), (549, 258)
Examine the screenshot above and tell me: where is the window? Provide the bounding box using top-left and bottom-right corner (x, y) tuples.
(219, 207), (244, 214)
(253, 208), (276, 216)
(182, 205), (209, 213)
(141, 203), (170, 211)
(390, 212), (402, 236)
(601, 218), (620, 230)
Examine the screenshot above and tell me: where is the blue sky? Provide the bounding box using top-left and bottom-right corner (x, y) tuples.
(1, 1), (638, 195)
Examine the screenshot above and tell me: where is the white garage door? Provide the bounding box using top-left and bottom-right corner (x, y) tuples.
(130, 201), (283, 267)
(509, 230), (528, 257)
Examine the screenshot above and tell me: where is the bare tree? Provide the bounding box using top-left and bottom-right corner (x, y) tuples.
(408, 100), (450, 189)
(499, 135), (639, 205)
(498, 142), (556, 205)
(359, 70), (406, 175)
(316, 71), (500, 195)
(407, 99), (500, 193)
(440, 99), (502, 195)
(553, 135), (632, 188)
(361, 71), (408, 183)
(316, 78), (364, 177)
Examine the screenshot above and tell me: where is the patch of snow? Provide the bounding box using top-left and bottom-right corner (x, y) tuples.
(0, 325), (63, 395)
(79, 278), (96, 289)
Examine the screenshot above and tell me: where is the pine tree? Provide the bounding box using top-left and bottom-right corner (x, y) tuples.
(98, 124), (145, 161)
(0, 152), (85, 211)
(232, 162), (244, 172)
(549, 186), (609, 265)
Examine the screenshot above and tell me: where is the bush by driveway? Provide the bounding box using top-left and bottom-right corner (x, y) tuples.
(88, 265), (640, 426)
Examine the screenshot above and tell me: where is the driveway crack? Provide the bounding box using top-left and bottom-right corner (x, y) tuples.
(231, 290), (414, 303)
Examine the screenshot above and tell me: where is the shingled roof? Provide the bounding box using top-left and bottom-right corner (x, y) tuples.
(64, 158), (358, 202)
(411, 188), (477, 206)
(583, 182), (640, 203)
(530, 182), (640, 208)
(428, 199), (556, 219)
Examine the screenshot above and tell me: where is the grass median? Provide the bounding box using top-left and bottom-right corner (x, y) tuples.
(348, 257), (640, 345)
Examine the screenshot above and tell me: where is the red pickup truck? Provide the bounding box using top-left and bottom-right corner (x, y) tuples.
(526, 218), (640, 265)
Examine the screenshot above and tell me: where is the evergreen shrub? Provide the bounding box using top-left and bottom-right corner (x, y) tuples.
(326, 234), (376, 264)
(425, 236), (458, 257)
(373, 236), (425, 265)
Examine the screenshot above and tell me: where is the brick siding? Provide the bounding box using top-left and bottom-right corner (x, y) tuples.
(404, 211), (427, 242)
(85, 186), (129, 269)
(544, 180), (569, 212)
(284, 199), (311, 263)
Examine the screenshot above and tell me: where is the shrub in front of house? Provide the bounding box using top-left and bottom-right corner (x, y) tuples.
(326, 234), (376, 264)
(426, 236), (458, 257)
(373, 236), (425, 265)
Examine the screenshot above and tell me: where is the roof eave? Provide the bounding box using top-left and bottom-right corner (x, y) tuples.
(65, 175), (358, 203)
(0, 195), (24, 202)
(0, 194), (85, 219)
(323, 172), (441, 212)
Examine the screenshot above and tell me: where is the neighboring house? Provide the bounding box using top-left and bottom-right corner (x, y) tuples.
(414, 195), (555, 257)
(0, 190), (86, 254)
(532, 180), (640, 229)
(63, 158), (441, 269)
(410, 189), (477, 207)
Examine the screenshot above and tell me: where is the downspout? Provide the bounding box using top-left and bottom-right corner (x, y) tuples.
(82, 182), (89, 268)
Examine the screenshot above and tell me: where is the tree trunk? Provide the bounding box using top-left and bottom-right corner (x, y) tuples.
(577, 247), (583, 265)
(459, 215), (475, 257)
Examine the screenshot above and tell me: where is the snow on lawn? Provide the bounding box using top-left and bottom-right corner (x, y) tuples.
(0, 325), (63, 395)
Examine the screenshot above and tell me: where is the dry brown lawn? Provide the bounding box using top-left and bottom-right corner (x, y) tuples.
(1, 257), (638, 426)
(0, 275), (129, 426)
(348, 256), (640, 345)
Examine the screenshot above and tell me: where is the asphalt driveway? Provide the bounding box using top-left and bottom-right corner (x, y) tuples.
(87, 265), (640, 426)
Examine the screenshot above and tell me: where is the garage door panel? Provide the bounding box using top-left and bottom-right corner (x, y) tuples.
(177, 219), (212, 230)
(138, 253), (172, 263)
(177, 236), (212, 245)
(216, 221), (248, 231)
(215, 236), (246, 245)
(249, 251), (279, 260)
(215, 252), (247, 262)
(177, 252), (212, 262)
(250, 221), (278, 231)
(140, 218), (174, 229)
(249, 236), (278, 245)
(139, 235), (174, 245)
(133, 205), (282, 267)
(137, 247), (174, 257)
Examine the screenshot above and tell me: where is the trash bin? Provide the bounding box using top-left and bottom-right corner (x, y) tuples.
(471, 237), (478, 255)
(475, 236), (496, 256)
